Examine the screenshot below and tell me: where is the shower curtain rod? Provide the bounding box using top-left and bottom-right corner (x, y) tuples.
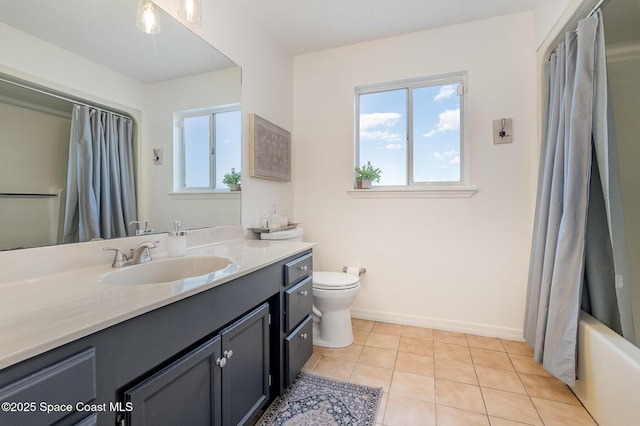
(588, 0), (606, 17)
(547, 0), (607, 60)
(0, 76), (132, 120)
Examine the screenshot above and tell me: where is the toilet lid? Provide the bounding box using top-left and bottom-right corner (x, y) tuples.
(313, 271), (360, 290)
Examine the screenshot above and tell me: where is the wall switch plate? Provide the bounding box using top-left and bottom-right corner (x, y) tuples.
(152, 148), (163, 165)
(493, 118), (513, 144)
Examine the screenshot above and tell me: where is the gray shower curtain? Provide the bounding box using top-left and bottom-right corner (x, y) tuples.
(524, 10), (634, 386)
(63, 105), (137, 243)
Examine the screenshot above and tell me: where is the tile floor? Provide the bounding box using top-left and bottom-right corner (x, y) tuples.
(303, 319), (598, 426)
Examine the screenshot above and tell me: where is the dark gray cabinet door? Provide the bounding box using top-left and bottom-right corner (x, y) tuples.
(220, 303), (270, 426)
(285, 277), (313, 332)
(124, 336), (222, 426)
(285, 315), (313, 387)
(0, 348), (96, 426)
(122, 303), (271, 426)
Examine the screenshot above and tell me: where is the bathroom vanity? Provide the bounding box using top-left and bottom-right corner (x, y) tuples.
(0, 233), (314, 426)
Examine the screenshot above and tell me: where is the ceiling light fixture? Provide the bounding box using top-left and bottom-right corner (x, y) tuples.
(179, 0), (202, 27)
(136, 0), (161, 35)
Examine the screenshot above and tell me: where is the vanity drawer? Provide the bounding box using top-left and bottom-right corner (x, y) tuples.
(284, 253), (313, 287)
(285, 277), (313, 332)
(0, 348), (96, 425)
(285, 315), (313, 387)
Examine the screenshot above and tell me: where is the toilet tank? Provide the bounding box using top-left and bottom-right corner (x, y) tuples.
(260, 228), (304, 242)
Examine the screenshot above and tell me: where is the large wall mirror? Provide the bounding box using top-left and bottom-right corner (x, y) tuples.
(0, 0), (242, 251)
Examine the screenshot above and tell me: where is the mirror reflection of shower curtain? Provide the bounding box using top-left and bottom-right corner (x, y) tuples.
(523, 10), (634, 387)
(63, 105), (137, 243)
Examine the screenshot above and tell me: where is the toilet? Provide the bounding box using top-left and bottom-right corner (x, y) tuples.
(260, 228), (361, 347)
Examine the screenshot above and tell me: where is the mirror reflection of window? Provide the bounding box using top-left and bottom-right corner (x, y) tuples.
(176, 105), (241, 191)
(183, 114), (210, 188)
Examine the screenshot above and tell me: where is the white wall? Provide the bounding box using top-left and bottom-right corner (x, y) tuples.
(292, 12), (537, 339)
(534, 0), (574, 48)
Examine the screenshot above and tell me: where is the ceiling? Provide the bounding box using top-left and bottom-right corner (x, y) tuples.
(239, 0), (538, 55)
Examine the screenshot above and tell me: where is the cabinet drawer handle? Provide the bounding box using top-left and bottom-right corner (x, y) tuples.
(300, 333), (308, 340)
(298, 265), (308, 272)
(298, 290), (308, 296)
(216, 357), (227, 368)
(224, 350), (233, 359)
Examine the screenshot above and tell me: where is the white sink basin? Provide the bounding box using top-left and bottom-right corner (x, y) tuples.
(100, 255), (234, 286)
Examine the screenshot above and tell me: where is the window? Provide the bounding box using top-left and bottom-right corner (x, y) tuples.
(356, 74), (466, 187)
(174, 105), (241, 191)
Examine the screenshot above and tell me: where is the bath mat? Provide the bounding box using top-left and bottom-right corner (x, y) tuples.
(256, 373), (382, 426)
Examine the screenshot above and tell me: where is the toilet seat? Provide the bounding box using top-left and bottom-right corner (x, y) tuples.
(313, 271), (360, 290)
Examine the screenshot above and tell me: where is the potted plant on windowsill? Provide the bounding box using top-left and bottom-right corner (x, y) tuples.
(223, 168), (242, 191)
(354, 161), (382, 189)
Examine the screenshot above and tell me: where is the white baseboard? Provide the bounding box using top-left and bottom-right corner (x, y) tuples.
(350, 307), (524, 341)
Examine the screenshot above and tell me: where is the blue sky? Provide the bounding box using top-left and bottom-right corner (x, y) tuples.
(358, 83), (461, 185)
(214, 110), (242, 187)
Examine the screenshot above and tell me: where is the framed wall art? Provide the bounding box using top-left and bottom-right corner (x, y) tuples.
(249, 113), (291, 181)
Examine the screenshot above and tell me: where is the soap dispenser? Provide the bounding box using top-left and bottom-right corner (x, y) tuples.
(168, 220), (187, 257)
(269, 205), (281, 230)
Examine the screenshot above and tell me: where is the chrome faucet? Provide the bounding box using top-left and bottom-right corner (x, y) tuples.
(129, 219), (155, 236)
(103, 241), (159, 268)
(130, 241), (158, 264)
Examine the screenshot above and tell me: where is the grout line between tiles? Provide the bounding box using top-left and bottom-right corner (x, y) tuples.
(307, 320), (600, 425)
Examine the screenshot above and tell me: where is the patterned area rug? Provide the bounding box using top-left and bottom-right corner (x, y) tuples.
(257, 373), (382, 426)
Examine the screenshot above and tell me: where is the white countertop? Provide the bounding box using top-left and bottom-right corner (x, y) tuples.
(0, 236), (314, 370)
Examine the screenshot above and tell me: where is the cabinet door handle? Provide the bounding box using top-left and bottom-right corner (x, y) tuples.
(298, 290), (308, 296)
(298, 265), (308, 272)
(216, 357), (227, 368)
(300, 333), (308, 340)
(224, 350), (233, 359)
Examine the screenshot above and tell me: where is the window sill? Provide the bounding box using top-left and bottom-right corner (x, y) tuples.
(346, 185), (477, 199)
(169, 191), (241, 200)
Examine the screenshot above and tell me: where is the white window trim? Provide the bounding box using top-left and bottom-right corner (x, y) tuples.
(346, 185), (477, 199)
(353, 72), (474, 198)
(173, 103), (241, 195)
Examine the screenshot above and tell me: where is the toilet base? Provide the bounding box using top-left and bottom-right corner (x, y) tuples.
(312, 310), (354, 348)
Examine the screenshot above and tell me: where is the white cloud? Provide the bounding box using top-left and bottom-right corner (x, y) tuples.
(385, 143), (403, 150)
(434, 85), (457, 101)
(424, 108), (460, 137)
(360, 130), (402, 143)
(360, 112), (403, 143)
(360, 112), (401, 130)
(431, 150), (459, 162)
